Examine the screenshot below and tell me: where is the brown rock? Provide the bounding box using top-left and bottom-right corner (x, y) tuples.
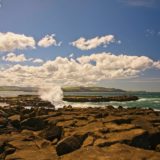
(8, 115), (21, 129)
(56, 134), (88, 156)
(5, 145), (58, 160)
(60, 143), (160, 160)
(21, 117), (46, 131)
(39, 125), (63, 141)
(82, 136), (94, 147)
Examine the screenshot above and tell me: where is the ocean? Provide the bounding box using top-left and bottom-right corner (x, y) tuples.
(64, 92), (160, 110)
(0, 91), (160, 110)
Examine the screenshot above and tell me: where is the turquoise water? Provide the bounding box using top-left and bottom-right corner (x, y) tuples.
(64, 92), (160, 110)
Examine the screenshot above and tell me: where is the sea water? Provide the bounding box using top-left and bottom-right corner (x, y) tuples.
(64, 92), (160, 110)
(0, 91), (159, 110)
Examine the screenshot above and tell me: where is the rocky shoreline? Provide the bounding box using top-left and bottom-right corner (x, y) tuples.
(63, 95), (139, 102)
(0, 96), (160, 159)
(0, 94), (139, 106)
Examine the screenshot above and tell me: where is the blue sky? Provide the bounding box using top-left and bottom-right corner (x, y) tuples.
(0, 0), (160, 91)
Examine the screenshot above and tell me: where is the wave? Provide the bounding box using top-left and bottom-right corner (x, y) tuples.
(138, 98), (160, 102)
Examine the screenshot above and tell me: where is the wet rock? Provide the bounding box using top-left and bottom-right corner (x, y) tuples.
(0, 141), (5, 154)
(39, 125), (63, 141)
(21, 117), (47, 131)
(99, 128), (108, 134)
(56, 134), (88, 156)
(95, 112), (108, 118)
(0, 117), (8, 128)
(118, 106), (124, 110)
(63, 105), (72, 110)
(63, 95), (139, 102)
(8, 115), (21, 129)
(105, 105), (115, 110)
(4, 145), (16, 155)
(156, 144), (160, 152)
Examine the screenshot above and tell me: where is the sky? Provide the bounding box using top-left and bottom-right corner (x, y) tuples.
(0, 0), (160, 91)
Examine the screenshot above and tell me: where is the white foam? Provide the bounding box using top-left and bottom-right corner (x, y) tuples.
(39, 86), (64, 109)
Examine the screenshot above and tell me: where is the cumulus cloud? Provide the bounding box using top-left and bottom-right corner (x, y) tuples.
(153, 61), (160, 69)
(71, 35), (115, 50)
(2, 53), (44, 64)
(2, 53), (27, 62)
(38, 34), (61, 48)
(0, 52), (159, 87)
(0, 32), (36, 52)
(32, 58), (44, 63)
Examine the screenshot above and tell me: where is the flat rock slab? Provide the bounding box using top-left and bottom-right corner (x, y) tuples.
(60, 143), (160, 160)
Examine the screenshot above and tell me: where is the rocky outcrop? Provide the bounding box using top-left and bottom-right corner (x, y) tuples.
(39, 125), (63, 141)
(21, 117), (47, 131)
(0, 96), (160, 159)
(56, 133), (88, 156)
(63, 95), (138, 102)
(60, 143), (160, 160)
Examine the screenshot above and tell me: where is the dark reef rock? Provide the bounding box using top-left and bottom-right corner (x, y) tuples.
(39, 125), (63, 141)
(56, 134), (88, 156)
(21, 117), (47, 131)
(63, 95), (138, 102)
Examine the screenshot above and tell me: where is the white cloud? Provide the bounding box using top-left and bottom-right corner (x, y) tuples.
(69, 53), (74, 58)
(32, 58), (44, 63)
(71, 35), (115, 50)
(38, 34), (61, 48)
(0, 52), (159, 87)
(2, 53), (44, 64)
(2, 53), (27, 62)
(0, 32), (36, 52)
(153, 61), (160, 69)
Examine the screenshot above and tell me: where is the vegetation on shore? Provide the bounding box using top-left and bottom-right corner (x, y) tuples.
(0, 86), (125, 93)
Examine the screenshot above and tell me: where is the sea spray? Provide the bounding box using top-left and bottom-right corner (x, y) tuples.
(39, 86), (65, 108)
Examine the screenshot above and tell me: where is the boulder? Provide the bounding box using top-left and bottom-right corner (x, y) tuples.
(156, 144), (160, 152)
(0, 117), (8, 128)
(21, 117), (46, 131)
(0, 110), (8, 128)
(8, 115), (21, 129)
(39, 125), (63, 141)
(56, 134), (88, 156)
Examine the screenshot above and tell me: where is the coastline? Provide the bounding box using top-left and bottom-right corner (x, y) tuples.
(0, 95), (160, 159)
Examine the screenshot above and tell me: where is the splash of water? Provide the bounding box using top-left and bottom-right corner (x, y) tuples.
(39, 86), (64, 108)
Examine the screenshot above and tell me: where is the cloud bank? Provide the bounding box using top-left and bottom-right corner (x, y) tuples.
(0, 52), (159, 87)
(2, 53), (44, 64)
(71, 35), (115, 50)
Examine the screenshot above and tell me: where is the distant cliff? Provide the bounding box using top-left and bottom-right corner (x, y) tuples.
(0, 86), (38, 92)
(62, 86), (125, 92)
(0, 86), (126, 93)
